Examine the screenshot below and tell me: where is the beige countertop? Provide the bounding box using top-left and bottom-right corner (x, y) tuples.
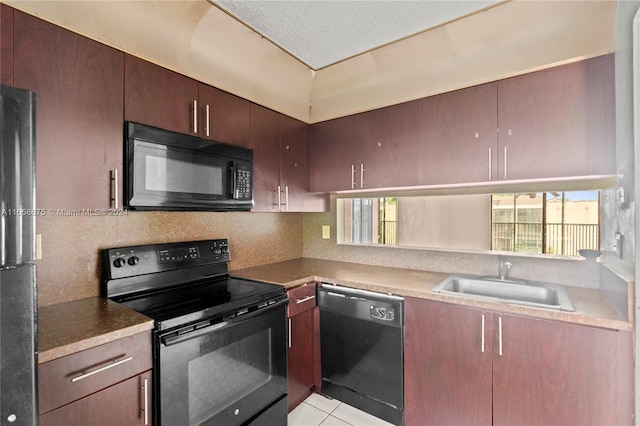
(233, 258), (632, 331)
(38, 297), (154, 363)
(37, 258), (630, 363)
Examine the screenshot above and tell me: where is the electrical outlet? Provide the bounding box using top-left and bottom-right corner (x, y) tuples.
(613, 232), (623, 258)
(322, 225), (330, 239)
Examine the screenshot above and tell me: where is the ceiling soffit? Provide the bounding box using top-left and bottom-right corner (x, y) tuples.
(3, 1), (616, 124)
(211, 0), (502, 70)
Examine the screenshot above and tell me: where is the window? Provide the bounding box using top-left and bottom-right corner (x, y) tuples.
(491, 191), (600, 256)
(339, 198), (397, 245)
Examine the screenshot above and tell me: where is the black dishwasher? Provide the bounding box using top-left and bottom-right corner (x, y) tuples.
(318, 284), (404, 426)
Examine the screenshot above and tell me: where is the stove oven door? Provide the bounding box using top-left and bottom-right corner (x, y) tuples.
(156, 298), (288, 426)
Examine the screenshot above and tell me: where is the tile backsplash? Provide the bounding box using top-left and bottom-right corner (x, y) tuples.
(35, 211), (303, 307)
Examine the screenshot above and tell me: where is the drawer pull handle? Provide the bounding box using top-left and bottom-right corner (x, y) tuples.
(141, 377), (149, 425)
(295, 295), (316, 304)
(71, 356), (133, 382)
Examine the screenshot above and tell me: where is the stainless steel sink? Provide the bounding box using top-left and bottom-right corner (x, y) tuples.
(432, 274), (575, 311)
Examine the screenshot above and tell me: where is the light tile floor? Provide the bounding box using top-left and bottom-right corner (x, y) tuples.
(287, 393), (394, 426)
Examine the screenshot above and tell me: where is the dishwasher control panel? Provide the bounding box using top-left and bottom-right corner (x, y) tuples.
(370, 305), (395, 321)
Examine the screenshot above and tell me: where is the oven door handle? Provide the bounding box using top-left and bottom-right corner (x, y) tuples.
(160, 297), (289, 347)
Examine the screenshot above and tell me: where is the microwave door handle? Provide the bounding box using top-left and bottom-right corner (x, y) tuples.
(161, 298), (288, 346)
(229, 162), (238, 199)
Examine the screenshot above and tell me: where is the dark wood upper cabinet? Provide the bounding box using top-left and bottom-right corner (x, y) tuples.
(280, 115), (310, 212)
(358, 100), (422, 188)
(1, 4), (13, 85)
(418, 83), (498, 184)
(310, 100), (421, 192)
(310, 55), (615, 191)
(251, 106), (323, 212)
(124, 54), (198, 135)
(497, 54), (616, 180)
(309, 114), (359, 192)
(250, 104), (282, 212)
(14, 11), (124, 210)
(198, 83), (251, 147)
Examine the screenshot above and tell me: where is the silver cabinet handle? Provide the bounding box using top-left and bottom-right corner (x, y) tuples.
(503, 146), (508, 180)
(288, 318), (292, 348)
(481, 314), (485, 353)
(498, 316), (503, 356)
(205, 104), (210, 137)
(110, 169), (119, 209)
(193, 99), (198, 134)
(488, 149), (492, 181)
(141, 377), (149, 425)
(277, 185), (281, 211)
(71, 356), (133, 382)
(284, 185), (289, 211)
(295, 295), (315, 304)
(351, 164), (356, 189)
(360, 163), (365, 188)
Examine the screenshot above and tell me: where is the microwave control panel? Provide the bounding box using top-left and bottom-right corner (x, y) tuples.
(232, 162), (252, 201)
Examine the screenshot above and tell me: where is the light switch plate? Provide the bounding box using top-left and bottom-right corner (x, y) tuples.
(35, 233), (42, 260)
(322, 225), (330, 239)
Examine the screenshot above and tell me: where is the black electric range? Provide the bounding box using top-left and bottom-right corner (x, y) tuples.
(102, 239), (286, 331)
(102, 239), (288, 426)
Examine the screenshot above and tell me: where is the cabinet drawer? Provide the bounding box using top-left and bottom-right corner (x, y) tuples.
(287, 283), (317, 317)
(39, 371), (152, 426)
(39, 331), (152, 415)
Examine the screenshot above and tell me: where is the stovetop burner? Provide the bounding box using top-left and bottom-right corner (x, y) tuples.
(102, 239), (286, 331)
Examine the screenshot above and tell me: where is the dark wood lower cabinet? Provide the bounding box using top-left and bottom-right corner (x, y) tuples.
(39, 371), (151, 426)
(288, 308), (316, 410)
(39, 331), (153, 425)
(404, 298), (492, 425)
(493, 313), (634, 426)
(404, 297), (634, 426)
(287, 283), (318, 411)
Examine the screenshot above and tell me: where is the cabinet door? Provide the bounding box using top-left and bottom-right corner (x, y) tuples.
(250, 104), (281, 211)
(124, 54), (198, 135)
(404, 298), (492, 426)
(14, 11), (124, 209)
(493, 314), (634, 426)
(419, 82), (498, 184)
(280, 115), (309, 212)
(497, 54), (616, 180)
(1, 4), (13, 85)
(358, 100), (422, 188)
(198, 83), (251, 147)
(287, 308), (315, 411)
(39, 371), (152, 426)
(309, 115), (359, 192)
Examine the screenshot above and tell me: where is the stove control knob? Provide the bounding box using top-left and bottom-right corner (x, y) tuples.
(113, 257), (126, 268)
(127, 256), (140, 266)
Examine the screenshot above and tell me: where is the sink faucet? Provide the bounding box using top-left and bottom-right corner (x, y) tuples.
(498, 257), (512, 280)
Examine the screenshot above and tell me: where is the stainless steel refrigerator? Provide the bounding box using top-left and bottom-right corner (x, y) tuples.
(1, 85), (38, 424)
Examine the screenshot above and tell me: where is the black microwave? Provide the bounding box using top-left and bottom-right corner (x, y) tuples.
(124, 122), (253, 211)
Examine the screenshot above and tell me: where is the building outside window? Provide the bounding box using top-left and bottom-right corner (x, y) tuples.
(491, 191), (600, 256)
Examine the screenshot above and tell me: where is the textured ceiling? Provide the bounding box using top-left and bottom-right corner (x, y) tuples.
(211, 0), (503, 70)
